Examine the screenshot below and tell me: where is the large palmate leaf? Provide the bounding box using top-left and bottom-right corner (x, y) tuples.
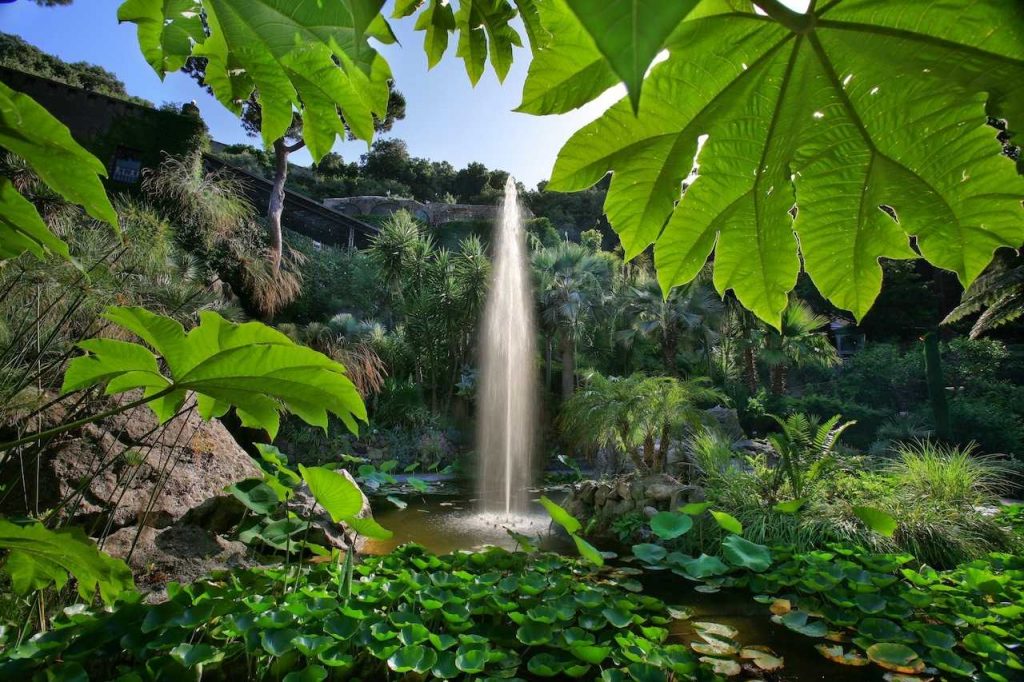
(0, 519), (134, 604)
(119, 0), (395, 157)
(546, 0), (1024, 326)
(454, 0), (522, 84)
(62, 306), (366, 439)
(516, 0), (617, 115)
(117, 0), (204, 75)
(0, 81), (117, 261)
(563, 0), (699, 110)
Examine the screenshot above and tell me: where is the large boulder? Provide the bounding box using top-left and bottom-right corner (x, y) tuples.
(562, 473), (706, 540)
(1, 392), (261, 533)
(103, 524), (250, 599)
(705, 405), (745, 441)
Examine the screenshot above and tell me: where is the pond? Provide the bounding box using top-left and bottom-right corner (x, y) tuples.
(365, 490), (876, 681)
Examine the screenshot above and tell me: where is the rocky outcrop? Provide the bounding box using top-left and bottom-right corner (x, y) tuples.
(103, 524), (250, 600)
(563, 473), (705, 539)
(2, 392), (261, 534)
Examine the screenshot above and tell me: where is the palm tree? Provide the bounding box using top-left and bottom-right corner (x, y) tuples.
(560, 372), (725, 473)
(532, 242), (610, 401)
(619, 273), (724, 376)
(758, 298), (840, 395)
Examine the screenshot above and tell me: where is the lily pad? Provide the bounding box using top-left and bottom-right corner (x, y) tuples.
(650, 512), (693, 540)
(721, 535), (771, 571)
(815, 643), (870, 666)
(866, 643), (925, 674)
(632, 544), (668, 565)
(740, 646), (784, 672)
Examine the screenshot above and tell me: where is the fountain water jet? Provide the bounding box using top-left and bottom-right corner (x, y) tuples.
(476, 176), (537, 517)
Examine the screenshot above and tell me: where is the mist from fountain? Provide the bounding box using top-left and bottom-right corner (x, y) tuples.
(475, 176), (537, 518)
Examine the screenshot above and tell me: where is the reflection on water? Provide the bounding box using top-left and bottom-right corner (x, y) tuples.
(361, 493), (572, 556)
(362, 491), (880, 681)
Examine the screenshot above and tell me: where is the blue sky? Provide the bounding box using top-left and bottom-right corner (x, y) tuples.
(0, 0), (621, 189)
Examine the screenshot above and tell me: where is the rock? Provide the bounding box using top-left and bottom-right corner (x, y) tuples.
(286, 469), (371, 549)
(734, 439), (775, 457)
(104, 524), (250, 598)
(594, 484), (611, 507)
(706, 405), (745, 441)
(1, 391), (261, 533)
(577, 481), (596, 504)
(643, 506), (658, 519)
(616, 479), (632, 501)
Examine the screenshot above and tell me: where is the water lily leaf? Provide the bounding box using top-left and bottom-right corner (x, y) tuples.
(854, 592), (887, 614)
(740, 646), (784, 672)
(777, 610), (827, 638)
(815, 643), (870, 666)
(569, 643), (611, 665)
(721, 534), (771, 571)
(866, 643), (925, 674)
(698, 656), (741, 676)
(388, 645), (437, 674)
(858, 618), (913, 643)
(345, 516), (394, 540)
(853, 506), (898, 537)
(693, 622), (738, 640)
(710, 510), (743, 535)
(650, 512), (693, 540)
(432, 651), (460, 679)
(929, 648), (977, 677)
(517, 621), (553, 645)
(292, 635), (333, 657)
(631, 543), (667, 565)
(769, 598), (791, 615)
(690, 636), (738, 656)
(169, 643), (223, 669)
(282, 665), (328, 682)
(680, 554), (729, 580)
(602, 606), (633, 628)
(261, 628), (299, 656)
(455, 645), (488, 674)
(906, 624), (955, 650)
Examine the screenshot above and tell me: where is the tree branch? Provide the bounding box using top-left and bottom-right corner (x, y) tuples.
(285, 139), (306, 154)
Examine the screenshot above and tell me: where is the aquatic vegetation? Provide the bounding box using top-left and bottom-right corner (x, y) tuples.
(728, 545), (1024, 680)
(1, 545), (740, 681)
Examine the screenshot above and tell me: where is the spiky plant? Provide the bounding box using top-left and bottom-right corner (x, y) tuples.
(943, 250), (1023, 338)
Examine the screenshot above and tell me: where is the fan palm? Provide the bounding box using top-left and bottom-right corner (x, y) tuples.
(532, 242), (610, 401)
(759, 298), (840, 395)
(619, 273), (724, 376)
(560, 372), (725, 473)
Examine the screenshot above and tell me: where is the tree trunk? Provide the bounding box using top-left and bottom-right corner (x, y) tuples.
(662, 332), (679, 376)
(560, 332), (575, 402)
(743, 346), (758, 394)
(643, 435), (655, 470)
(770, 365), (787, 395)
(545, 338), (553, 392)
(268, 138), (305, 274)
(657, 422), (672, 475)
(924, 331), (951, 440)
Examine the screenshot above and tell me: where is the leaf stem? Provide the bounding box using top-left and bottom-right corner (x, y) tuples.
(0, 387), (176, 452)
(753, 0), (816, 34)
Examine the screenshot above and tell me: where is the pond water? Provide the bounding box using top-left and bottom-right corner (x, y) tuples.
(364, 491), (880, 681)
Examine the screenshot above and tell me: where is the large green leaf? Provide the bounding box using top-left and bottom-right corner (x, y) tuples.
(547, 0), (1024, 326)
(853, 505), (897, 537)
(721, 535), (771, 572)
(62, 307), (366, 439)
(299, 466), (365, 522)
(0, 180), (72, 262)
(116, 0), (204, 75)
(516, 0), (617, 115)
(0, 519), (134, 604)
(0, 81), (117, 262)
(454, 0), (522, 84)
(539, 495), (582, 534)
(120, 0), (395, 156)
(563, 0), (699, 110)
(414, 0), (457, 68)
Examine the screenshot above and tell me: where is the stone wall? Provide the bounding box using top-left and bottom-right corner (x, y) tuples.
(324, 196), (533, 226)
